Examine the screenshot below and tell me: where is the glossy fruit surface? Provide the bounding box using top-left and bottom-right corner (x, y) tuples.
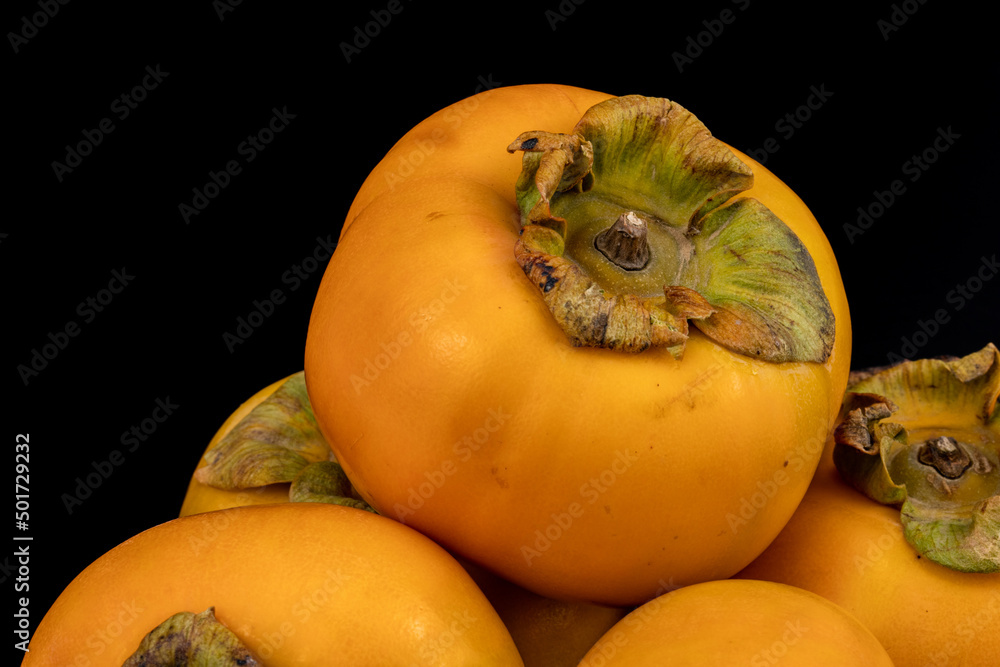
(459, 558), (627, 667)
(305, 83), (852, 605)
(578, 579), (894, 666)
(178, 375), (625, 665)
(24, 503), (523, 666)
(738, 460), (1000, 666)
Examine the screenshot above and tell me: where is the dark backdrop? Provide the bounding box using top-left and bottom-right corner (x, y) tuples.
(7, 1), (998, 660)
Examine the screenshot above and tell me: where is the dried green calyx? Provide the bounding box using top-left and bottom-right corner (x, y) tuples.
(122, 607), (257, 666)
(507, 95), (835, 362)
(289, 460), (376, 511)
(196, 372), (374, 512)
(833, 343), (1000, 572)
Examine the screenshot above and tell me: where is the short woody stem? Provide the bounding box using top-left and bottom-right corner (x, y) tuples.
(594, 211), (650, 271)
(918, 436), (972, 479)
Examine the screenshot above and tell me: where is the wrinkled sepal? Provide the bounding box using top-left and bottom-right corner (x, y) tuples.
(507, 95), (834, 363)
(687, 198), (836, 363)
(832, 393), (908, 505)
(835, 345), (1000, 573)
(574, 95), (753, 227)
(901, 495), (1000, 573)
(289, 461), (377, 512)
(508, 132), (593, 229)
(195, 372), (331, 490)
(507, 96), (750, 234)
(514, 238), (694, 355)
(849, 343), (1000, 425)
(122, 607), (258, 666)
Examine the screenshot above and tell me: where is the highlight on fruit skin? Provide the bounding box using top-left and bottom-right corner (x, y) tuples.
(22, 503), (524, 666)
(577, 579), (894, 666)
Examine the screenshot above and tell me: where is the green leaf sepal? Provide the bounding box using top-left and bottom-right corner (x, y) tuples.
(834, 344), (1000, 573)
(507, 95), (835, 363)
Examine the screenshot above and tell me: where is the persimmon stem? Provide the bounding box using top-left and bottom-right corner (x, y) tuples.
(594, 211), (650, 271)
(918, 436), (972, 480)
(508, 95), (835, 362)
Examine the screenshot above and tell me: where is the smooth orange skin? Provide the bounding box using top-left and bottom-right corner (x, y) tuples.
(305, 84), (852, 605)
(178, 377), (626, 664)
(179, 375), (293, 517)
(737, 439), (1000, 667)
(578, 579), (894, 666)
(23, 503), (523, 666)
(459, 558), (628, 667)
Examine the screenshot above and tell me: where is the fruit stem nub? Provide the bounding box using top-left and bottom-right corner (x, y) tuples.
(594, 211), (650, 271)
(918, 436), (972, 480)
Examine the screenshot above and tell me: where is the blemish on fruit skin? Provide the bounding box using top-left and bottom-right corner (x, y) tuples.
(490, 465), (509, 489)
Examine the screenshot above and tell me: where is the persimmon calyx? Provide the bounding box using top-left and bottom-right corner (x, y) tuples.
(507, 95), (835, 362)
(194, 372), (376, 511)
(289, 460), (377, 512)
(121, 607), (258, 666)
(833, 344), (1000, 573)
(195, 372), (331, 490)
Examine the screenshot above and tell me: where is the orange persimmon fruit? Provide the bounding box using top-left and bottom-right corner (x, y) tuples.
(305, 84), (852, 605)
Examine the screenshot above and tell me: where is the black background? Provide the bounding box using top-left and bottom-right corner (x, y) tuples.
(6, 0), (998, 660)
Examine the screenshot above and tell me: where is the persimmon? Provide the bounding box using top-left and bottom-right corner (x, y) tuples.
(179, 375), (295, 517)
(23, 503), (523, 666)
(179, 373), (628, 666)
(738, 345), (1000, 666)
(458, 557), (627, 667)
(304, 84), (852, 605)
(578, 579), (894, 666)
